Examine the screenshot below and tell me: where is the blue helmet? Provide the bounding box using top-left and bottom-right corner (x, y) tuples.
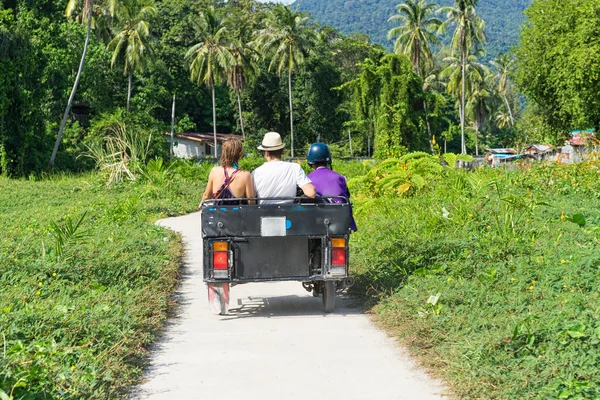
(307, 142), (332, 165)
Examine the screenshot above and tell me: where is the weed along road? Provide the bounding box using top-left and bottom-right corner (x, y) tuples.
(132, 212), (447, 400)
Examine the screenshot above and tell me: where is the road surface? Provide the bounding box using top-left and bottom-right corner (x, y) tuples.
(132, 212), (448, 400)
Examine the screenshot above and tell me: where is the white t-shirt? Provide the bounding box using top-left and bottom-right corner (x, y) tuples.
(252, 161), (312, 204)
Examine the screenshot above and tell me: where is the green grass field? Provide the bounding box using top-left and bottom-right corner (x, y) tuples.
(2, 157), (599, 399)
(0, 168), (205, 398)
(350, 160), (600, 399)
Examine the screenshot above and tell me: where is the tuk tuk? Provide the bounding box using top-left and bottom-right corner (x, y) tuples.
(201, 197), (354, 315)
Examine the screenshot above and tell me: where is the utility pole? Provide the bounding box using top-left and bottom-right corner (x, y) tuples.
(348, 130), (353, 157)
(170, 94), (176, 162)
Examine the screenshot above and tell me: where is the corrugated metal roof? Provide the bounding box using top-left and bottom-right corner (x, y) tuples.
(164, 132), (241, 143)
(526, 144), (554, 153)
(485, 148), (518, 154)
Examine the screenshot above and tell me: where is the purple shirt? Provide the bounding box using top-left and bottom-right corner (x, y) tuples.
(308, 167), (357, 231)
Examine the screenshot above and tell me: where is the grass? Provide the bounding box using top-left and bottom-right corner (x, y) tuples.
(0, 167), (206, 399)
(350, 160), (600, 399)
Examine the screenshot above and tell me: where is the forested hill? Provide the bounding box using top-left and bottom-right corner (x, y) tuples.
(293, 0), (531, 59)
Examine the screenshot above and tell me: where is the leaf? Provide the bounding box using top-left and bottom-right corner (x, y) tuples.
(594, 326), (600, 339)
(558, 389), (572, 399)
(0, 389), (12, 400)
(566, 213), (586, 227)
(441, 207), (450, 218)
(397, 183), (411, 195)
(427, 292), (441, 306)
(566, 323), (587, 338)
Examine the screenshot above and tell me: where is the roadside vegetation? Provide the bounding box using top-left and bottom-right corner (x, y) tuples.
(350, 157), (600, 399)
(3, 0), (600, 398)
(0, 166), (208, 398)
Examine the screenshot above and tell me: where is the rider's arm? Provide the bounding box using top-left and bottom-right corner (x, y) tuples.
(296, 165), (316, 198)
(245, 173), (256, 205)
(200, 168), (217, 207)
(301, 183), (316, 198)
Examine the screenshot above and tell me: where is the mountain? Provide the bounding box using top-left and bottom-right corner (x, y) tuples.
(293, 0), (531, 60)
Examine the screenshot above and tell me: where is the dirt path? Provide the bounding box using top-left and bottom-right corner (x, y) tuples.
(132, 212), (448, 400)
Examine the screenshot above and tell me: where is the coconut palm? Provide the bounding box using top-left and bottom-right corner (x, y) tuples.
(466, 67), (493, 155)
(438, 0), (486, 153)
(226, 20), (258, 140)
(107, 0), (157, 111)
(252, 5), (318, 157)
(440, 51), (486, 153)
(387, 0), (442, 77)
(490, 53), (516, 127)
(50, 0), (118, 168)
(186, 6), (235, 157)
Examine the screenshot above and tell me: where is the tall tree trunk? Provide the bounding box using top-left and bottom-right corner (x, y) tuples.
(461, 54), (466, 154)
(503, 94), (514, 126)
(236, 90), (245, 139)
(127, 72), (132, 112)
(424, 100), (433, 153)
(49, 14), (92, 169)
(212, 84), (217, 158)
(475, 126), (479, 156)
(288, 68), (294, 158)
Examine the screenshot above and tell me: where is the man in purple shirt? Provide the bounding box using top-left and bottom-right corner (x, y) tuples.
(307, 143), (357, 232)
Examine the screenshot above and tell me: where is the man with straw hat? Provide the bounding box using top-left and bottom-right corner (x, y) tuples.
(252, 132), (316, 204)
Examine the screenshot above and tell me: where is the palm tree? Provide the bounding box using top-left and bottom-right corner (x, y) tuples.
(466, 66), (493, 155)
(226, 21), (258, 140)
(490, 53), (516, 127)
(186, 6), (234, 157)
(387, 0), (442, 77)
(50, 0), (117, 168)
(438, 0), (486, 153)
(252, 5), (318, 157)
(107, 0), (157, 111)
(440, 51), (486, 153)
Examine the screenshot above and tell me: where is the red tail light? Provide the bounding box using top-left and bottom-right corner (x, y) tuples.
(213, 252), (228, 270)
(331, 248), (346, 266)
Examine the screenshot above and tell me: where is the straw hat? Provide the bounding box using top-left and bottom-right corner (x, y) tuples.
(257, 131), (285, 151)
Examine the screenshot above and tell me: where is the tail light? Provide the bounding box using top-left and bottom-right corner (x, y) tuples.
(330, 238), (347, 276)
(212, 241), (230, 279)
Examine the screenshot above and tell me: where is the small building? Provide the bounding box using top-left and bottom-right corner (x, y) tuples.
(559, 130), (598, 163)
(485, 148), (522, 167)
(524, 144), (555, 161)
(568, 130), (596, 146)
(166, 132), (241, 159)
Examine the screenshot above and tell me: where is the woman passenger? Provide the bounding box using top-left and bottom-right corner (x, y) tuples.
(201, 138), (255, 206)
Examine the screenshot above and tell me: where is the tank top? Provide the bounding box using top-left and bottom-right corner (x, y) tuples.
(213, 167), (243, 205)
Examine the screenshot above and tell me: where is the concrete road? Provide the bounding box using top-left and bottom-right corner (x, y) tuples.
(132, 212), (448, 400)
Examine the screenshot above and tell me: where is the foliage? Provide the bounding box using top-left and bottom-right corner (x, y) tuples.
(517, 0), (600, 136)
(349, 152), (472, 198)
(350, 160), (600, 399)
(387, 0), (442, 76)
(107, 0), (157, 110)
(0, 7), (121, 176)
(295, 0), (530, 61)
(0, 170), (205, 397)
(348, 54), (429, 157)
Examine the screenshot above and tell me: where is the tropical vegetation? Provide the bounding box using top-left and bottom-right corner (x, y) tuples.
(3, 0), (600, 398)
(350, 156), (600, 399)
